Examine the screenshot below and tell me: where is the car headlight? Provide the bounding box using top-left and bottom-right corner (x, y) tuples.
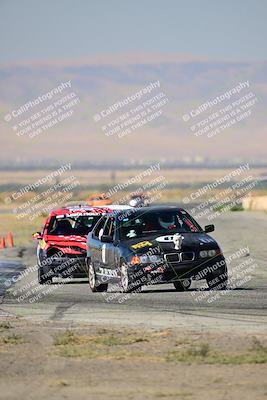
(149, 254), (163, 263)
(139, 254), (163, 264)
(140, 255), (149, 263)
(200, 249), (218, 258)
(208, 250), (217, 257)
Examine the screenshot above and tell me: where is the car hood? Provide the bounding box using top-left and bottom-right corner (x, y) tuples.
(122, 232), (219, 254)
(44, 234), (87, 247)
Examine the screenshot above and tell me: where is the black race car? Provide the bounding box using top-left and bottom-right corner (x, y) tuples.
(86, 206), (228, 293)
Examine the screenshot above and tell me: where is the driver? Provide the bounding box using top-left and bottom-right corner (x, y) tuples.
(158, 214), (176, 230)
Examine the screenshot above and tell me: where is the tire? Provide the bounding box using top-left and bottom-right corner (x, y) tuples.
(120, 261), (131, 293)
(88, 260), (108, 292)
(206, 270), (228, 290)
(119, 260), (142, 293)
(38, 266), (52, 285)
(173, 279), (191, 291)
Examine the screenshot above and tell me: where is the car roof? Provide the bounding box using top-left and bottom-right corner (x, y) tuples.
(95, 205), (133, 210)
(113, 205), (186, 217)
(49, 205), (111, 217)
(48, 204), (133, 217)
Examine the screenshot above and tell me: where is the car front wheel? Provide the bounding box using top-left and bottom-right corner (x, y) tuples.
(120, 261), (142, 293)
(38, 265), (52, 285)
(206, 270), (228, 290)
(88, 260), (108, 292)
(173, 279), (191, 291)
(120, 262), (131, 293)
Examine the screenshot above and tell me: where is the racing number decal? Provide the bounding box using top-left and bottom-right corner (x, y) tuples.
(102, 244), (107, 263)
(155, 235), (176, 242)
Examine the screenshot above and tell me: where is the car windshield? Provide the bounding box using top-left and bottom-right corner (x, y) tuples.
(47, 215), (102, 236)
(119, 210), (202, 240)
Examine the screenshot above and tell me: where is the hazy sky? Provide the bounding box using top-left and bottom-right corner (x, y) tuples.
(0, 0), (266, 63)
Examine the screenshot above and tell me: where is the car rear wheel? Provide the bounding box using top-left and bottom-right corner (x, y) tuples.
(88, 260), (108, 292)
(173, 279), (191, 291)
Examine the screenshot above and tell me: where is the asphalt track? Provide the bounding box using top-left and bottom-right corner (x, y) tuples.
(1, 212), (267, 332)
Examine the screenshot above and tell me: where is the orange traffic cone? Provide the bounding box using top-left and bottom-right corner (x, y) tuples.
(7, 232), (14, 247)
(0, 237), (6, 249)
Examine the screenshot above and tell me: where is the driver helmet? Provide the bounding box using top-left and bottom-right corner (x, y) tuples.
(129, 197), (144, 207)
(158, 214), (176, 229)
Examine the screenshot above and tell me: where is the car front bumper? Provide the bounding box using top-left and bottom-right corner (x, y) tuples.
(129, 255), (227, 283)
(41, 255), (87, 278)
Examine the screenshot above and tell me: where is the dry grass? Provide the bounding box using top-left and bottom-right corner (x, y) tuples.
(166, 340), (267, 365)
(0, 322), (12, 332)
(1, 167), (266, 206)
(0, 168), (266, 186)
(54, 329), (148, 346)
(54, 329), (150, 359)
(0, 214), (45, 246)
(0, 334), (24, 346)
(53, 329), (267, 365)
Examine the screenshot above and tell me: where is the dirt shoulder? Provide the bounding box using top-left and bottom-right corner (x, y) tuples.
(0, 317), (267, 400)
(1, 211), (267, 399)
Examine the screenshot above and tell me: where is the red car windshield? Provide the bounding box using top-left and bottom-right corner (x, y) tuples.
(47, 215), (102, 236)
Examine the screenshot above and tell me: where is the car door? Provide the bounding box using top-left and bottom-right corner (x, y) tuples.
(100, 216), (116, 272)
(90, 216), (108, 269)
(108, 217), (120, 280)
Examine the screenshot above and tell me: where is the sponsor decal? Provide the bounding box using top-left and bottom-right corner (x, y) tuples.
(156, 234), (184, 250)
(126, 230), (137, 238)
(56, 212), (102, 218)
(183, 218), (198, 232)
(151, 266), (166, 274)
(156, 235), (184, 242)
(98, 267), (119, 277)
(173, 233), (184, 250)
(131, 241), (153, 250)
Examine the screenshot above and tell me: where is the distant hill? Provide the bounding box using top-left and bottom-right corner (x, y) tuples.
(0, 54), (266, 164)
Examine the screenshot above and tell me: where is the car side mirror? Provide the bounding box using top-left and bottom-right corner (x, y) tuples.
(101, 235), (113, 243)
(32, 232), (42, 240)
(204, 225), (215, 233)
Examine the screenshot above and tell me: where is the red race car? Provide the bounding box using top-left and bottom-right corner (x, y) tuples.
(33, 205), (111, 284)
